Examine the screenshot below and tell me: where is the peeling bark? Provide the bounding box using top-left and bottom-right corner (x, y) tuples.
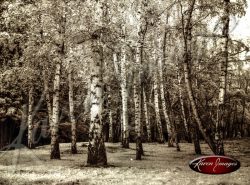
(87, 0), (107, 166)
(134, 73), (143, 159)
(87, 41), (107, 165)
(50, 60), (61, 160)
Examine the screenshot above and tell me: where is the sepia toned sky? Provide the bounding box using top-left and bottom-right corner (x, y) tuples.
(231, 0), (250, 40)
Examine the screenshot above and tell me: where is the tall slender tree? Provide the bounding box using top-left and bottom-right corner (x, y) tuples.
(50, 0), (67, 160)
(120, 27), (130, 148)
(87, 0), (107, 166)
(50, 58), (61, 159)
(143, 87), (151, 142)
(153, 47), (164, 143)
(157, 35), (174, 147)
(68, 62), (77, 154)
(215, 0), (230, 155)
(133, 0), (149, 160)
(27, 86), (34, 149)
(180, 0), (217, 154)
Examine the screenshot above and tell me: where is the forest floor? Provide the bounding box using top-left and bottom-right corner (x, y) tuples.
(0, 139), (249, 185)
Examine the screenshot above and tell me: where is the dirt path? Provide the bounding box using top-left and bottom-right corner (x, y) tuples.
(0, 139), (249, 185)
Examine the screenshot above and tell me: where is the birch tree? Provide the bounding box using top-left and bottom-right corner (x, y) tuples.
(157, 35), (174, 147)
(108, 90), (113, 142)
(133, 0), (149, 160)
(120, 39), (130, 148)
(215, 0), (230, 155)
(87, 0), (107, 166)
(153, 47), (164, 143)
(68, 62), (77, 154)
(143, 87), (151, 142)
(43, 69), (53, 130)
(50, 0), (67, 160)
(180, 0), (217, 154)
(50, 58), (61, 159)
(27, 86), (34, 149)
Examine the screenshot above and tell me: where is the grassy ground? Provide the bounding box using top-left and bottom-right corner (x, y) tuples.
(0, 139), (249, 185)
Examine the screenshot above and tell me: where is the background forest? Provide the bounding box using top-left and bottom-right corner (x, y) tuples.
(0, 0), (250, 184)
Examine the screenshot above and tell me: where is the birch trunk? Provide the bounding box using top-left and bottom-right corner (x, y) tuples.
(157, 40), (174, 147)
(184, 61), (216, 153)
(108, 109), (113, 142)
(143, 87), (151, 142)
(153, 69), (164, 143)
(120, 40), (129, 148)
(215, 0), (230, 155)
(134, 43), (143, 160)
(50, 0), (68, 159)
(170, 111), (180, 151)
(87, 41), (107, 165)
(177, 72), (191, 142)
(87, 0), (107, 165)
(43, 70), (52, 131)
(160, 14), (175, 147)
(182, 0), (216, 154)
(27, 86), (34, 149)
(134, 72), (143, 160)
(133, 0), (147, 160)
(41, 8), (52, 133)
(50, 61), (61, 159)
(68, 63), (77, 154)
(149, 87), (157, 141)
(106, 85), (114, 142)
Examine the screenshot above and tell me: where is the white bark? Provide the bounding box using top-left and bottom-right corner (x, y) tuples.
(87, 0), (107, 165)
(177, 73), (189, 135)
(50, 60), (61, 159)
(68, 63), (77, 154)
(153, 49), (164, 143)
(43, 70), (52, 130)
(27, 86), (34, 149)
(215, 0), (229, 155)
(120, 40), (129, 148)
(143, 87), (151, 141)
(134, 45), (142, 140)
(157, 37), (173, 146)
(87, 40), (107, 165)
